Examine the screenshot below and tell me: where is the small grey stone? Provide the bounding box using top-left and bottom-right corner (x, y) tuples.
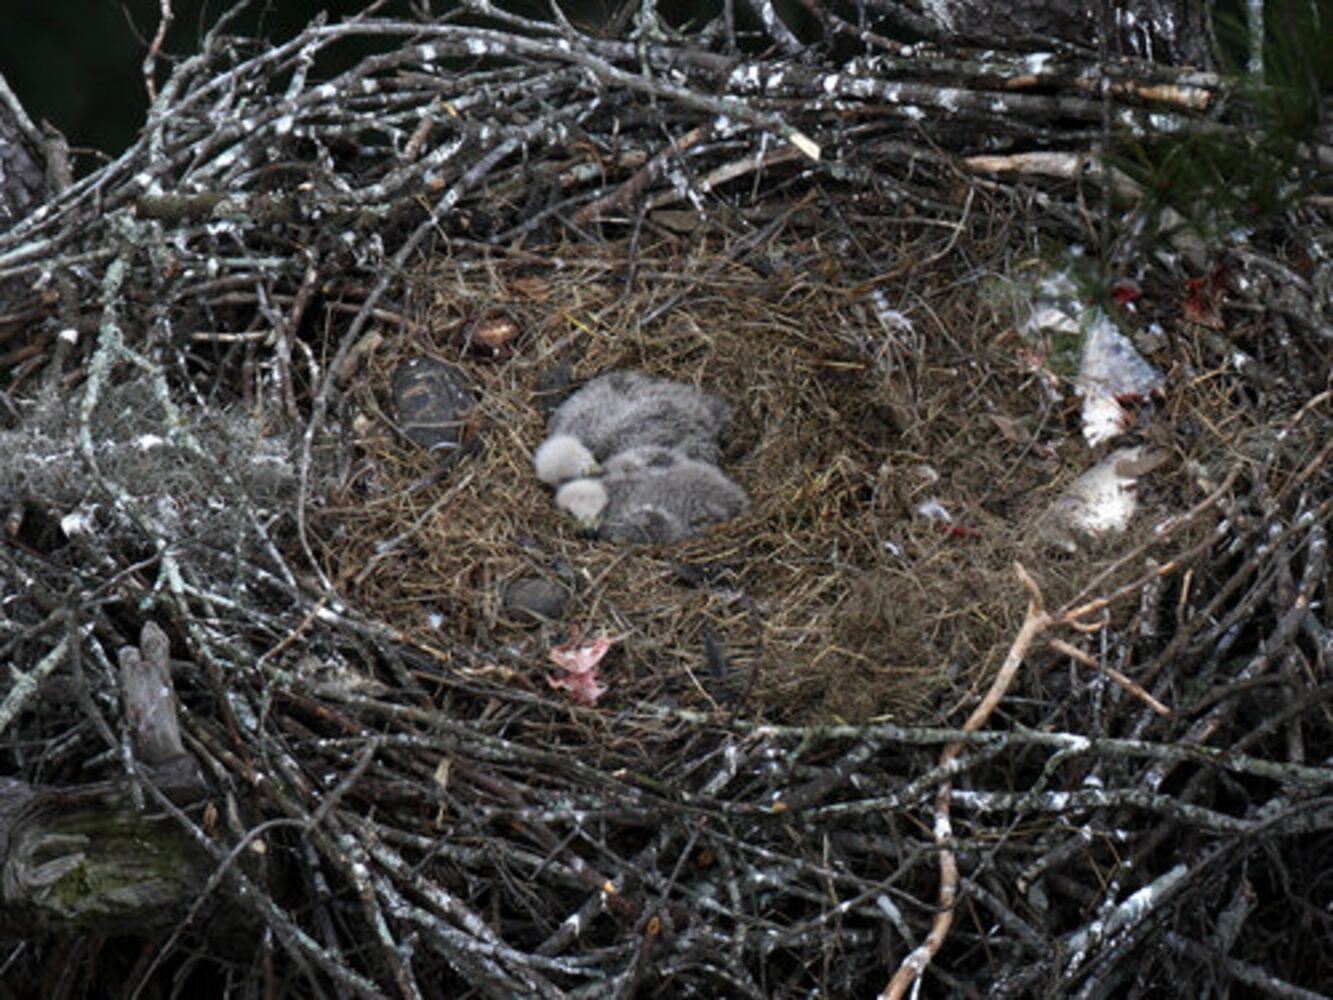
(503, 577), (570, 623)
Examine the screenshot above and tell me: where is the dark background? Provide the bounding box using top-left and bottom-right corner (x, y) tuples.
(0, 0), (712, 162)
(0, 1), (432, 159)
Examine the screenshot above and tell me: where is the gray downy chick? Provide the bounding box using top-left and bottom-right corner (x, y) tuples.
(555, 452), (749, 544)
(601, 445), (687, 475)
(534, 372), (731, 485)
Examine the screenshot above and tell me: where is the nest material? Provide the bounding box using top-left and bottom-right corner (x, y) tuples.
(332, 231), (1020, 723)
(327, 214), (1277, 729)
(6, 207), (1328, 995)
(0, 4), (1330, 997)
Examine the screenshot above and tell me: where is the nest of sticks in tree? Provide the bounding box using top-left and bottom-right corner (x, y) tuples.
(0, 4), (1329, 997)
(328, 220), (1230, 729)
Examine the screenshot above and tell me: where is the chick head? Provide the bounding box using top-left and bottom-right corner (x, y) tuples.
(555, 477), (609, 529)
(533, 434), (600, 485)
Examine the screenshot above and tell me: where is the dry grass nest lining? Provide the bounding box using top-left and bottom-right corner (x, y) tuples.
(316, 226), (1278, 726)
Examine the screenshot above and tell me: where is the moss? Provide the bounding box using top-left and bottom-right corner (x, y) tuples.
(11, 798), (214, 931)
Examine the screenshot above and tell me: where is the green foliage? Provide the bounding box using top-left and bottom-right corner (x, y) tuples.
(1114, 1), (1331, 241)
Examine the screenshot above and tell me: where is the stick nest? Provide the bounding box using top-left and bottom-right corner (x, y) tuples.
(0, 4), (1330, 997)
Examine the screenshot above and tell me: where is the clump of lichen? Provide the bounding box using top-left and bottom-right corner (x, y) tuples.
(0, 377), (298, 550)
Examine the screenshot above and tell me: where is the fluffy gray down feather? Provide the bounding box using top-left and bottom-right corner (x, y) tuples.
(549, 372), (731, 464)
(597, 453), (749, 543)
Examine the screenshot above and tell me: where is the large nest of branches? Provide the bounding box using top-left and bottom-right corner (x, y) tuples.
(0, 4), (1329, 997)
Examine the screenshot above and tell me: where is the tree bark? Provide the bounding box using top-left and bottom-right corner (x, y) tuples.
(0, 624), (213, 936)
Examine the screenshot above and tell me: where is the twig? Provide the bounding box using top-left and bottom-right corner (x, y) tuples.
(142, 0), (175, 102)
(881, 562), (1051, 999)
(1049, 637), (1172, 717)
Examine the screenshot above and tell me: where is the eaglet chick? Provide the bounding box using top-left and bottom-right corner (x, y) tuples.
(555, 450), (749, 544)
(534, 372), (731, 485)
